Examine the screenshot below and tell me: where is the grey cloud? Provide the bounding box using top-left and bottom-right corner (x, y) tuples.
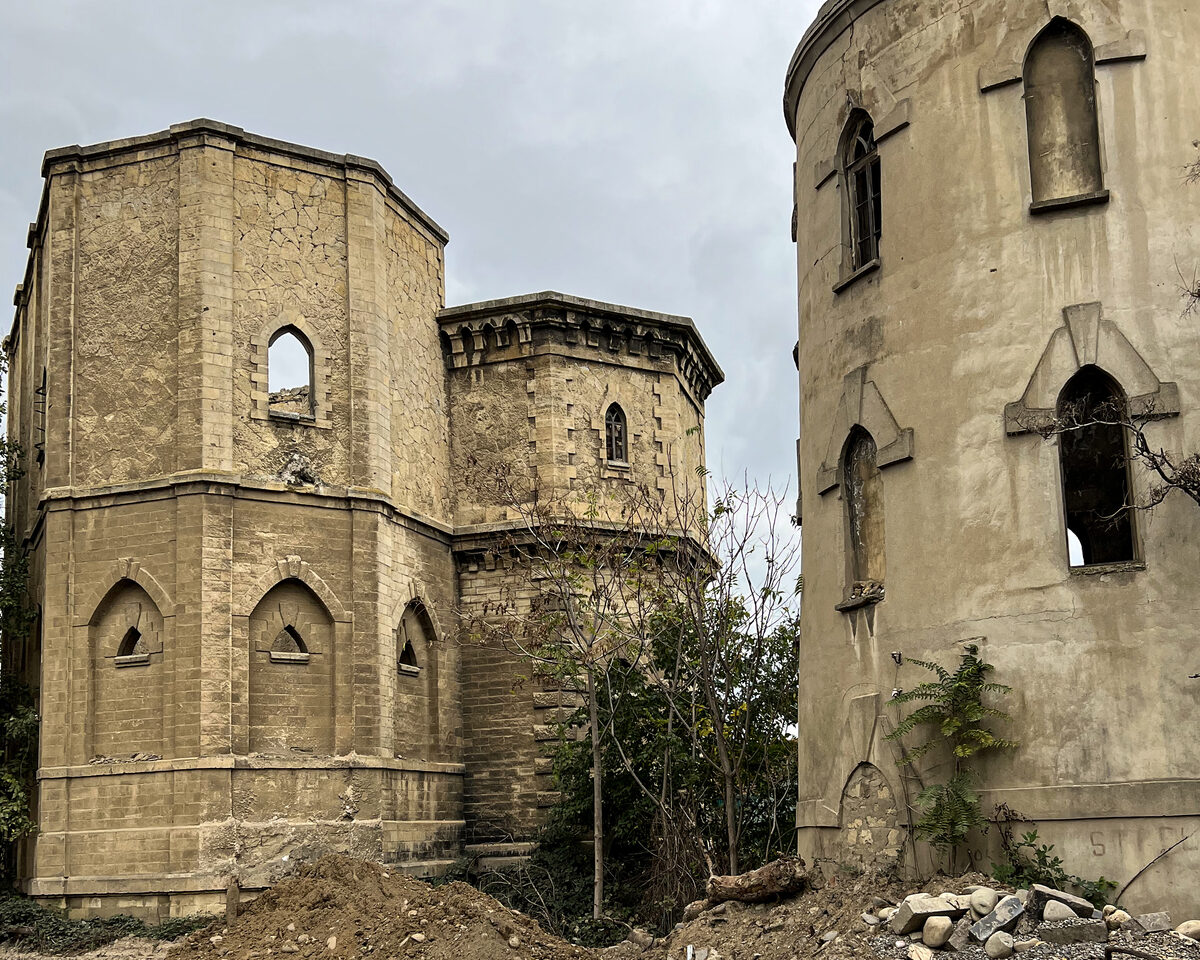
(0, 0), (819, 492)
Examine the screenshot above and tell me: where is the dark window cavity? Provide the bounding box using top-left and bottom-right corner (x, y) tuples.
(1024, 19), (1104, 206)
(605, 403), (628, 463)
(1057, 366), (1136, 567)
(842, 114), (882, 269)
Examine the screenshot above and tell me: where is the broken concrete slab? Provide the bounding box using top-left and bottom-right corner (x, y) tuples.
(890, 896), (966, 935)
(970, 895), (1025, 942)
(1038, 918), (1108, 944)
(1027, 884), (1094, 920)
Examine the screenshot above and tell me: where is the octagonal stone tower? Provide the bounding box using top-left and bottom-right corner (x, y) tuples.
(4, 120), (721, 916)
(785, 0), (1199, 913)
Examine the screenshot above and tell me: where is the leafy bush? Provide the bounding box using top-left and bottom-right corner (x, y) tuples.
(990, 805), (1115, 908)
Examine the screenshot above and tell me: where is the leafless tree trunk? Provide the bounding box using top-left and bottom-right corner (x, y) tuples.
(587, 666), (604, 920)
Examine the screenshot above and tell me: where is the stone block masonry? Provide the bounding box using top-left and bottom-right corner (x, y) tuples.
(3, 120), (722, 918)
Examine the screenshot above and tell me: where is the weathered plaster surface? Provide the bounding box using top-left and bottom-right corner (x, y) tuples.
(788, 0), (1199, 916)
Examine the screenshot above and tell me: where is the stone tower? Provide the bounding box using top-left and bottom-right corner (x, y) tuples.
(3, 120), (721, 916)
(785, 0), (1199, 914)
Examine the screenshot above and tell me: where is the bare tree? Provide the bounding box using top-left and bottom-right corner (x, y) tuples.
(460, 452), (800, 918)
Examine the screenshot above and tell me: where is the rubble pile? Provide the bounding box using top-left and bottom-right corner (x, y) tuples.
(862, 882), (1200, 959)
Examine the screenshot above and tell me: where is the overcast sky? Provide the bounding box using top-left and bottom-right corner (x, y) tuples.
(0, 0), (819, 492)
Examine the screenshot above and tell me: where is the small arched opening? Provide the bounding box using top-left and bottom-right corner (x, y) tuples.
(268, 327), (315, 419)
(1057, 366), (1136, 566)
(605, 403), (628, 464)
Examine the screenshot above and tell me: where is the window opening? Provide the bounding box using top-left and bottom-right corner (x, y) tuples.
(268, 328), (314, 419)
(1057, 366), (1135, 566)
(843, 428), (885, 598)
(843, 115), (881, 269)
(398, 639), (420, 675)
(34, 368), (47, 466)
(272, 624), (307, 654)
(1024, 19), (1104, 206)
(605, 403), (628, 463)
(117, 626), (143, 657)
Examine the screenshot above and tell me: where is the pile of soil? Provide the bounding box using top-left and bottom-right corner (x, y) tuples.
(170, 856), (590, 960)
(632, 871), (1001, 960)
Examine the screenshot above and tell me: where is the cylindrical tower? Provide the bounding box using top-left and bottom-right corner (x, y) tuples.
(786, 0), (1199, 912)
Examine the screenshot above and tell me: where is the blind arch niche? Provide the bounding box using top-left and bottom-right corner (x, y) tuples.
(1024, 18), (1105, 208)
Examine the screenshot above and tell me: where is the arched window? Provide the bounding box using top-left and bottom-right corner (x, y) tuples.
(1024, 19), (1104, 207)
(1057, 367), (1135, 566)
(843, 428), (885, 593)
(605, 403), (628, 463)
(397, 600), (432, 677)
(842, 114), (881, 269)
(268, 327), (314, 419)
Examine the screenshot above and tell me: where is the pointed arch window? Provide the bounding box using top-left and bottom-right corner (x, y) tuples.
(842, 114), (881, 270)
(268, 327), (315, 420)
(1057, 367), (1136, 567)
(605, 403), (628, 464)
(1024, 19), (1107, 210)
(838, 427), (886, 610)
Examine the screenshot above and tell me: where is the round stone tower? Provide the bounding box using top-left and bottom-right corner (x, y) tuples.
(785, 0), (1199, 912)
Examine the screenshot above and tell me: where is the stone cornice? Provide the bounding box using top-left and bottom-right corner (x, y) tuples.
(784, 0), (892, 141)
(39, 118), (449, 243)
(438, 291), (724, 403)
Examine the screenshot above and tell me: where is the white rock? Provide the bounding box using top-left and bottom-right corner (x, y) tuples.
(907, 945), (934, 960)
(1175, 920), (1200, 941)
(508, 936), (522, 949)
(411, 933), (427, 943)
(326, 936), (337, 951)
(985, 931), (1015, 959)
(878, 906), (897, 921)
(970, 888), (999, 916)
(1043, 901), (1076, 922)
(1106, 909), (1131, 930)
(1013, 939), (1043, 953)
(922, 916), (954, 948)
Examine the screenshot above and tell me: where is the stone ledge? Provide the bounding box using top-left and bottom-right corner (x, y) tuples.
(39, 754), (467, 781)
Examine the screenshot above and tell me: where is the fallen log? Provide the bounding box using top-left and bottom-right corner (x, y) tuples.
(705, 856), (808, 905)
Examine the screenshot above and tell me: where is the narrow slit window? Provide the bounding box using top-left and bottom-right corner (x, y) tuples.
(605, 403), (628, 463)
(1057, 366), (1136, 567)
(268, 328), (315, 419)
(842, 115), (881, 269)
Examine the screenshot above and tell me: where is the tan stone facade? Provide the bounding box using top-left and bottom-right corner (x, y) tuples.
(785, 0), (1199, 915)
(3, 120), (721, 917)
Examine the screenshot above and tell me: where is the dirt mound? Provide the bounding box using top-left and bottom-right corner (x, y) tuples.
(169, 856), (590, 960)
(636, 871), (1000, 960)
